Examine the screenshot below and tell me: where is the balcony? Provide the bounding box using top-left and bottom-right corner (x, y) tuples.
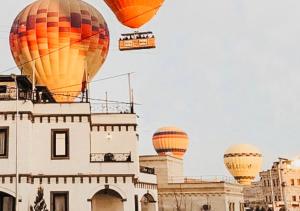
(90, 153), (132, 163)
(140, 166), (155, 175)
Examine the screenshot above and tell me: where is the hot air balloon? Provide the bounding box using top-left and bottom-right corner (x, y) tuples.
(9, 0), (110, 102)
(152, 127), (189, 159)
(104, 0), (164, 51)
(224, 144), (263, 185)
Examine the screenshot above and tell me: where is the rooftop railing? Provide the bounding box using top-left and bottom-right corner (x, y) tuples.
(91, 103), (133, 114)
(168, 175), (237, 184)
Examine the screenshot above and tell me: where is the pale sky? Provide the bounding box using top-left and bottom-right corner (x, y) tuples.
(1, 0), (300, 178)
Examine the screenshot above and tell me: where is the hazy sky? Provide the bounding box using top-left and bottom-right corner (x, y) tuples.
(1, 0), (300, 178)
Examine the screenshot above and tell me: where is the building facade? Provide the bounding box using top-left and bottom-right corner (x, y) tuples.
(259, 158), (300, 211)
(243, 181), (265, 209)
(140, 155), (245, 211)
(0, 75), (157, 211)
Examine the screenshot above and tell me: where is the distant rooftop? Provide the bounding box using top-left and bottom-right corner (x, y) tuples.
(0, 75), (134, 114)
(0, 75), (55, 103)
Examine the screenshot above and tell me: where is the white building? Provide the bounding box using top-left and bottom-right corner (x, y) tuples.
(0, 75), (158, 211)
(140, 155), (245, 211)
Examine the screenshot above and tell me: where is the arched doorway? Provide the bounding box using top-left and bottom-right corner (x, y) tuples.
(141, 193), (156, 211)
(0, 192), (15, 211)
(91, 188), (124, 211)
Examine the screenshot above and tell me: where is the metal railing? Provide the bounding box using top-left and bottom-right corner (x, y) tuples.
(168, 175), (237, 184)
(140, 166), (155, 175)
(90, 153), (132, 163)
(0, 87), (32, 101)
(91, 103), (133, 114)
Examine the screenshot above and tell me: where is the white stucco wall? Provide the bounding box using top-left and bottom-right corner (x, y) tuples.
(0, 100), (158, 211)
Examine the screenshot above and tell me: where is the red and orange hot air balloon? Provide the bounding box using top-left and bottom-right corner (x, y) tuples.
(152, 127), (189, 159)
(104, 0), (164, 51)
(9, 0), (110, 102)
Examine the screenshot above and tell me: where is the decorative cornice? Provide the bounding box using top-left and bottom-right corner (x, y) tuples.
(0, 174), (135, 185)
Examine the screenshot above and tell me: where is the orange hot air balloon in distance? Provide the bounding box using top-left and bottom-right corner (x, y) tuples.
(9, 0), (110, 102)
(104, 0), (164, 29)
(152, 127), (189, 159)
(104, 0), (164, 51)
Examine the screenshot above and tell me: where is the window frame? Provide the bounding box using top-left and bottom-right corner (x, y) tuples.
(0, 127), (9, 159)
(291, 179), (295, 186)
(50, 191), (69, 211)
(51, 129), (69, 160)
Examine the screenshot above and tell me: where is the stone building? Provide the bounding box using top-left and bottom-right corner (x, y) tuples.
(140, 155), (245, 211)
(0, 75), (158, 211)
(243, 181), (264, 209)
(259, 158), (300, 211)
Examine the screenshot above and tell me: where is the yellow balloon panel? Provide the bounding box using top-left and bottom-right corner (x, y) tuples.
(9, 0), (110, 102)
(152, 127), (189, 159)
(104, 0), (164, 28)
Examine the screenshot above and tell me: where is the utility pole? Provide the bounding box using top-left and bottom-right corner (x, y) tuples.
(12, 74), (19, 211)
(127, 73), (132, 113)
(105, 92), (108, 113)
(31, 61), (36, 101)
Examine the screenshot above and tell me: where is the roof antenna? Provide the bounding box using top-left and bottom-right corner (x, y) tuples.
(128, 73), (134, 113)
(131, 89), (134, 114)
(31, 61), (36, 102)
(105, 91), (109, 113)
(84, 61), (89, 103)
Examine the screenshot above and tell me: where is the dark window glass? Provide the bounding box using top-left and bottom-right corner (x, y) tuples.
(0, 128), (8, 158)
(51, 192), (68, 211)
(291, 179), (295, 186)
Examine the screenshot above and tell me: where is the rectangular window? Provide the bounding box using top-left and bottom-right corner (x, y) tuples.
(51, 129), (69, 159)
(291, 179), (295, 186)
(229, 202), (235, 211)
(51, 192), (69, 211)
(0, 128), (8, 158)
(297, 179), (300, 186)
(2, 196), (14, 211)
(134, 195), (139, 211)
(293, 196), (297, 201)
(239, 203), (244, 211)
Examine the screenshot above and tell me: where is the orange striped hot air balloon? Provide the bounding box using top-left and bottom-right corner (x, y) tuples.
(152, 127), (189, 159)
(9, 0), (110, 102)
(104, 0), (164, 29)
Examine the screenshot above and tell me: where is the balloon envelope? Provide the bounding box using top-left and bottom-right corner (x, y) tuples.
(224, 144), (263, 185)
(9, 0), (110, 102)
(152, 126), (189, 159)
(104, 0), (164, 28)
